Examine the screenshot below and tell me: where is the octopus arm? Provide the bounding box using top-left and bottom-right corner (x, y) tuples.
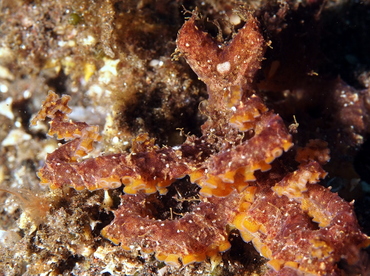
(32, 91), (193, 194)
(101, 191), (241, 266)
(234, 162), (370, 274)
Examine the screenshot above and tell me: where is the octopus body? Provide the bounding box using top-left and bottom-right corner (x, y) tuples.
(31, 12), (369, 275)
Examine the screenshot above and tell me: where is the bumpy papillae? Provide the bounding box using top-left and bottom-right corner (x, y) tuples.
(31, 13), (369, 275)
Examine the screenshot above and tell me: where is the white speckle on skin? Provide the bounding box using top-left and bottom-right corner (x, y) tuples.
(216, 61), (231, 74)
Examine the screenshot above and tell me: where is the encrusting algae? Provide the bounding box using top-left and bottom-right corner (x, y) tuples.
(29, 10), (370, 276)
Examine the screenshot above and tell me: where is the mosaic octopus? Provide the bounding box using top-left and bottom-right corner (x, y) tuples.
(31, 12), (369, 275)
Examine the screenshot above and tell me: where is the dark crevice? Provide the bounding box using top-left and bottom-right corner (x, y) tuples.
(144, 176), (200, 221)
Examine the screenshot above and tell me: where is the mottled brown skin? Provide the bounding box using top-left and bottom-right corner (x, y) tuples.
(239, 163), (369, 275)
(176, 13), (265, 140)
(330, 79), (370, 145)
(176, 14), (264, 95)
(176, 13), (293, 198)
(101, 191), (240, 265)
(31, 12), (369, 275)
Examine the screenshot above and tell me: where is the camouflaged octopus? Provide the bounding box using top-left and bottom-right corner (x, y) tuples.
(31, 13), (369, 275)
